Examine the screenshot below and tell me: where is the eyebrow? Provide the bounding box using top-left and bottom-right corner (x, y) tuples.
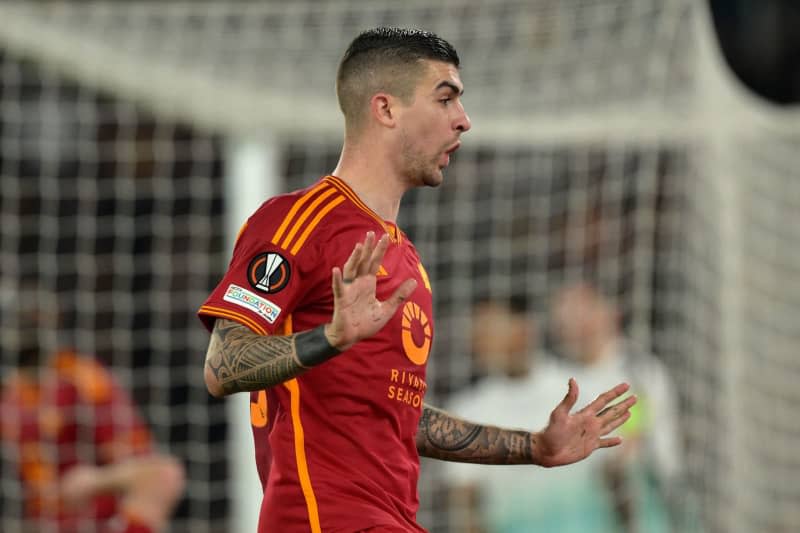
(435, 80), (464, 96)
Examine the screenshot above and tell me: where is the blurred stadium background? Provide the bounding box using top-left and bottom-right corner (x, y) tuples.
(1, 1), (798, 532)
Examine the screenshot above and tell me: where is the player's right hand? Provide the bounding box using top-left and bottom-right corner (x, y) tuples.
(326, 231), (416, 351)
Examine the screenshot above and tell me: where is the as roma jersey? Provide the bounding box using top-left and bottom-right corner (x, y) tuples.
(199, 175), (434, 532)
(0, 351), (153, 531)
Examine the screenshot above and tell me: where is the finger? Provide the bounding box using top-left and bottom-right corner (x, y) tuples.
(384, 278), (417, 312)
(597, 394), (637, 419)
(356, 231), (377, 276)
(331, 267), (344, 300)
(581, 382), (630, 415)
(342, 242), (363, 282)
(553, 378), (579, 417)
(601, 407), (633, 434)
(597, 436), (623, 449)
(367, 233), (390, 275)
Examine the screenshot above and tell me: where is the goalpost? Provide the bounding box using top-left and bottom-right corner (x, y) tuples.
(1, 1), (798, 532)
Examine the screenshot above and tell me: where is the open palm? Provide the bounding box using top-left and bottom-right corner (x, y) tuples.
(325, 231), (417, 351)
(535, 379), (637, 467)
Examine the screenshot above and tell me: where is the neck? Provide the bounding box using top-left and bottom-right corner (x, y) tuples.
(586, 336), (618, 365)
(331, 135), (407, 222)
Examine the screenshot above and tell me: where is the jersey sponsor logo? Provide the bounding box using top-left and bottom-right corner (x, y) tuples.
(387, 368), (427, 409)
(247, 252), (291, 294)
(224, 284), (282, 323)
(401, 301), (432, 365)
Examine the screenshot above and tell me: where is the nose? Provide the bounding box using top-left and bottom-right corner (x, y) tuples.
(455, 105), (472, 133)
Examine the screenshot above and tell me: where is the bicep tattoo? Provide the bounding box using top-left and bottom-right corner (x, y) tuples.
(205, 319), (339, 395)
(416, 404), (534, 465)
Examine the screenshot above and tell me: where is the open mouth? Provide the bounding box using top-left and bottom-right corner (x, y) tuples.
(445, 141), (461, 155)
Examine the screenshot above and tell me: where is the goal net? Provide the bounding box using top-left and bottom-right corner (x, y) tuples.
(0, 1), (798, 533)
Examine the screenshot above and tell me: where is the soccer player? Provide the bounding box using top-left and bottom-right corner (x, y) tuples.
(199, 27), (637, 532)
(0, 290), (186, 533)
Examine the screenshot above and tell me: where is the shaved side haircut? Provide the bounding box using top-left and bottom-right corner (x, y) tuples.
(336, 27), (460, 130)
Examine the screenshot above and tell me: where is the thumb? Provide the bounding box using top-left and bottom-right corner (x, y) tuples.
(556, 378), (579, 415)
(385, 278), (417, 311)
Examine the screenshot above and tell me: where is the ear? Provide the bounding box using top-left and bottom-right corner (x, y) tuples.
(369, 93), (397, 128)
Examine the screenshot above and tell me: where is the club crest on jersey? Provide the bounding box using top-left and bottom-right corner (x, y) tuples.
(247, 252), (291, 294)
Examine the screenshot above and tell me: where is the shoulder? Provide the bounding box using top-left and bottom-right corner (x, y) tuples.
(446, 377), (507, 420)
(623, 341), (677, 395)
(52, 351), (115, 403)
(240, 179), (364, 259)
(626, 341), (669, 375)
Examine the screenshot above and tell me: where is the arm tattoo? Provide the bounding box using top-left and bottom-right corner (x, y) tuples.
(416, 403), (535, 465)
(205, 319), (338, 395)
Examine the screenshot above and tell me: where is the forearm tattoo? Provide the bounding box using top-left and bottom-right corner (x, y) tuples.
(205, 319), (337, 395)
(416, 404), (535, 465)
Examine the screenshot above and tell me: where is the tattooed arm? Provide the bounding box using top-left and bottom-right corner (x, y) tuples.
(204, 232), (417, 398)
(417, 380), (638, 468)
(203, 318), (340, 397)
(416, 404), (535, 465)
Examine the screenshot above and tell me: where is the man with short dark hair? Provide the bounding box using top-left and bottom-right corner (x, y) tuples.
(200, 27), (636, 532)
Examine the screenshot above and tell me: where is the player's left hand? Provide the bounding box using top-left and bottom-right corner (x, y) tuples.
(533, 379), (636, 467)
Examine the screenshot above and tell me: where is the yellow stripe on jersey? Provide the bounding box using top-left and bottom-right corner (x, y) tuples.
(280, 186), (339, 251)
(277, 314), (292, 335)
(198, 305), (268, 336)
(290, 195), (346, 255)
(324, 176), (401, 243)
(283, 377), (322, 533)
(271, 182), (331, 247)
(250, 315), (292, 429)
(235, 221), (249, 246)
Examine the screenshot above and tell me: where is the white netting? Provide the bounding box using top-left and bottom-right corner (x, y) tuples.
(1, 1), (798, 533)
(0, 49), (229, 533)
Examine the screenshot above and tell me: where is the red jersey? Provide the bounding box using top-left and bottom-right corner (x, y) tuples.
(199, 175), (434, 532)
(0, 351), (153, 532)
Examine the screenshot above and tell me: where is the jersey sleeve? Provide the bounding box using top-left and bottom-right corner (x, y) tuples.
(198, 192), (330, 336)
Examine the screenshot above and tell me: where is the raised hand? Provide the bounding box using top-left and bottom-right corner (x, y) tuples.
(59, 464), (101, 508)
(325, 231), (417, 351)
(534, 379), (637, 467)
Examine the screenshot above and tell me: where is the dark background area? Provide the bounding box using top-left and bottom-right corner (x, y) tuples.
(710, 0), (800, 104)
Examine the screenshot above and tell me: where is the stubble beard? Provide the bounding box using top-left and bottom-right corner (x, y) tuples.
(399, 130), (446, 188)
(405, 148), (444, 188)
(420, 165), (444, 188)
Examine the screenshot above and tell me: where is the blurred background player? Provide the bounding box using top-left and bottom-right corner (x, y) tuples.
(443, 295), (568, 533)
(445, 294), (635, 533)
(443, 284), (683, 533)
(549, 282), (683, 533)
(0, 286), (186, 533)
